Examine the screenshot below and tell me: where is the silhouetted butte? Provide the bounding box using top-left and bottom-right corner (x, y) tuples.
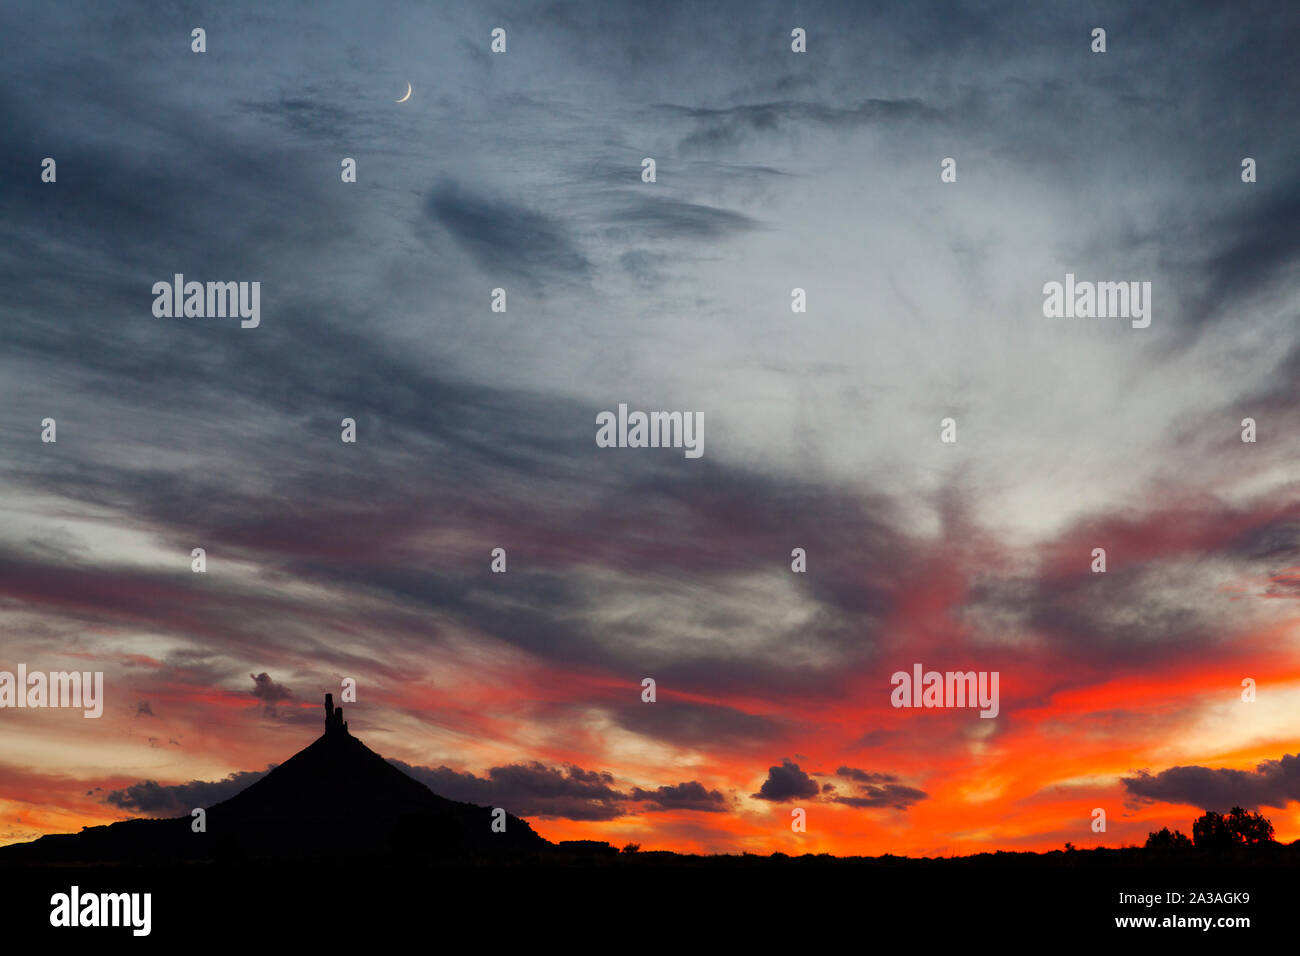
(0, 695), (550, 864)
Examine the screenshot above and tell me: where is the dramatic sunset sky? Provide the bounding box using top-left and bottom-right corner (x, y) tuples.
(1, 0), (1298, 857)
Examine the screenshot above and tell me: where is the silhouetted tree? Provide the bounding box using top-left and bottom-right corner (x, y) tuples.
(620, 842), (641, 854)
(1192, 807), (1274, 849)
(1193, 810), (1228, 849)
(1144, 826), (1192, 849)
(1226, 806), (1274, 844)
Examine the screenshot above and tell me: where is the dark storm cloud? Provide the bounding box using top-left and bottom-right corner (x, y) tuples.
(1122, 754), (1300, 812)
(811, 766), (926, 809)
(425, 180), (591, 281)
(104, 767), (274, 817)
(752, 759), (819, 802)
(630, 780), (729, 812)
(388, 760), (627, 821)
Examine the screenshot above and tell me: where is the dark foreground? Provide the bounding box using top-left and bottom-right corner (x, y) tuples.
(1, 850), (1290, 943)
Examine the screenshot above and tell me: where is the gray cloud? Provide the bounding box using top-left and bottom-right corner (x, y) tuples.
(830, 785), (928, 810)
(1123, 754), (1300, 812)
(237, 92), (364, 139)
(390, 760), (628, 821)
(249, 673), (292, 716)
(109, 754), (734, 823)
(629, 780), (729, 812)
(389, 759), (731, 820)
(1184, 180), (1300, 339)
(104, 768), (275, 816)
(752, 759), (820, 802)
(605, 196), (762, 240)
(425, 180), (591, 282)
(835, 766), (898, 784)
(820, 766), (927, 810)
(663, 98), (941, 152)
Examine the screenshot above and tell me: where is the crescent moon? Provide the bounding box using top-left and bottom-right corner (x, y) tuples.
(396, 82), (412, 103)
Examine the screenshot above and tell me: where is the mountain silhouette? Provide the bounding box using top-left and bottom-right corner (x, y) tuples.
(0, 695), (550, 864)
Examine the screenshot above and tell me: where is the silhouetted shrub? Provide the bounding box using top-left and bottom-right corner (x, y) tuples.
(1191, 807), (1274, 850)
(1143, 827), (1192, 849)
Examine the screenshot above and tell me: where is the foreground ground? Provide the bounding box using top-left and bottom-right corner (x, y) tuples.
(1, 846), (1290, 943)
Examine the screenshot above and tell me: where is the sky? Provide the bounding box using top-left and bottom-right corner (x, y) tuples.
(0, 0), (1298, 857)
